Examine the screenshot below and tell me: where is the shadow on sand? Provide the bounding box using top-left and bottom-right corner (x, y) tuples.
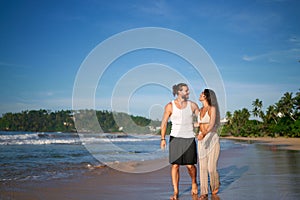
(177, 165), (248, 199)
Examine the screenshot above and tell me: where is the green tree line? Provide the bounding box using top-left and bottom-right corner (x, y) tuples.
(1, 90), (299, 137)
(0, 109), (160, 133)
(0, 110), (74, 132)
(221, 90), (300, 137)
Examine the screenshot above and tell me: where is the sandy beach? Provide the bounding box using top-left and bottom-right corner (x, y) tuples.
(1, 137), (300, 200)
(224, 136), (300, 151)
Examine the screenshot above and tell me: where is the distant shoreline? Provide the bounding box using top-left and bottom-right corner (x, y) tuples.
(222, 136), (300, 151)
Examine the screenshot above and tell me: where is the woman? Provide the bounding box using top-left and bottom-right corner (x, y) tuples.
(197, 89), (220, 199)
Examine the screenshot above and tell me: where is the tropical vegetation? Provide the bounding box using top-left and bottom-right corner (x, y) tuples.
(221, 90), (300, 137)
(0, 109), (161, 134)
(0, 90), (299, 137)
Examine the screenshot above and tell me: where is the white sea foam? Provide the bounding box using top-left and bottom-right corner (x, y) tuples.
(0, 139), (81, 145)
(0, 132), (160, 145)
(0, 133), (40, 140)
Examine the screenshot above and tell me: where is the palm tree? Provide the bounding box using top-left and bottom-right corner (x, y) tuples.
(294, 89), (300, 117)
(277, 92), (296, 121)
(230, 108), (250, 135)
(241, 108), (251, 124)
(225, 111), (232, 125)
(252, 98), (263, 123)
(266, 105), (278, 124)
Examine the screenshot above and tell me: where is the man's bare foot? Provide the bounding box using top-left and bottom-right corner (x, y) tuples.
(170, 194), (178, 200)
(191, 183), (198, 195)
(198, 194), (208, 200)
(212, 188), (219, 195)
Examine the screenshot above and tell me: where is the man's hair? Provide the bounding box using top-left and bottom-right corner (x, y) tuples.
(172, 83), (188, 96)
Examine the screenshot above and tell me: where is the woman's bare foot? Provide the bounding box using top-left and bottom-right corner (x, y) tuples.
(212, 187), (219, 195)
(211, 194), (220, 200)
(191, 183), (198, 195)
(198, 194), (208, 200)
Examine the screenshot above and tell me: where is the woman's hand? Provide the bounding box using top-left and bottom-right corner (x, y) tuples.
(197, 133), (204, 141)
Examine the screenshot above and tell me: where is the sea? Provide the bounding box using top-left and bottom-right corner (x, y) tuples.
(0, 131), (239, 182)
(1, 131), (300, 199)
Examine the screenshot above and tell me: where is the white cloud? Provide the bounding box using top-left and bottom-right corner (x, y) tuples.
(131, 0), (184, 21)
(242, 55), (257, 62)
(242, 53), (274, 62)
(242, 48), (300, 62)
(135, 0), (169, 16)
(0, 61), (29, 69)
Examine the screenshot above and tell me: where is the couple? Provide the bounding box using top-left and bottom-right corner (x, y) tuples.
(160, 83), (220, 200)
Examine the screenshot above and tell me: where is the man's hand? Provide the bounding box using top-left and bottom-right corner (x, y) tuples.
(160, 139), (166, 149)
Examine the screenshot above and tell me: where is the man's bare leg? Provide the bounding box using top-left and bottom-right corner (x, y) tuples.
(186, 164), (198, 195)
(170, 164), (180, 200)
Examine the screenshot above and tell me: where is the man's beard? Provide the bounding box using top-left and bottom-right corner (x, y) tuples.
(182, 94), (189, 100)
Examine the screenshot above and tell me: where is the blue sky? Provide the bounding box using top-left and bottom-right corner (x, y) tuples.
(0, 0), (299, 120)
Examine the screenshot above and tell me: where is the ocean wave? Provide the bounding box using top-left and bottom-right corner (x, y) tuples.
(0, 132), (160, 145)
(79, 136), (159, 144)
(0, 132), (78, 140)
(0, 138), (81, 145)
(0, 133), (40, 140)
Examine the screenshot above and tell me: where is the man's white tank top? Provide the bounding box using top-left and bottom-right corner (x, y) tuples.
(170, 100), (194, 138)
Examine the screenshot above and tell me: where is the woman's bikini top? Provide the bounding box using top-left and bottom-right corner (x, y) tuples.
(198, 110), (210, 124)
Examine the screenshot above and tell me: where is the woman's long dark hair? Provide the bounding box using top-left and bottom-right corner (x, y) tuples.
(204, 89), (220, 130)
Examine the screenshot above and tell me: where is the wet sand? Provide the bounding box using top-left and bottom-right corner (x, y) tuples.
(1, 138), (300, 200)
(224, 136), (300, 150)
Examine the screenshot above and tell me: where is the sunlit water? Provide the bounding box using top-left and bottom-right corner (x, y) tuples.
(1, 131), (300, 199)
(218, 139), (300, 199)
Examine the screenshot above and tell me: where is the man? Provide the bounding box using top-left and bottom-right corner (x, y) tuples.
(160, 83), (199, 200)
